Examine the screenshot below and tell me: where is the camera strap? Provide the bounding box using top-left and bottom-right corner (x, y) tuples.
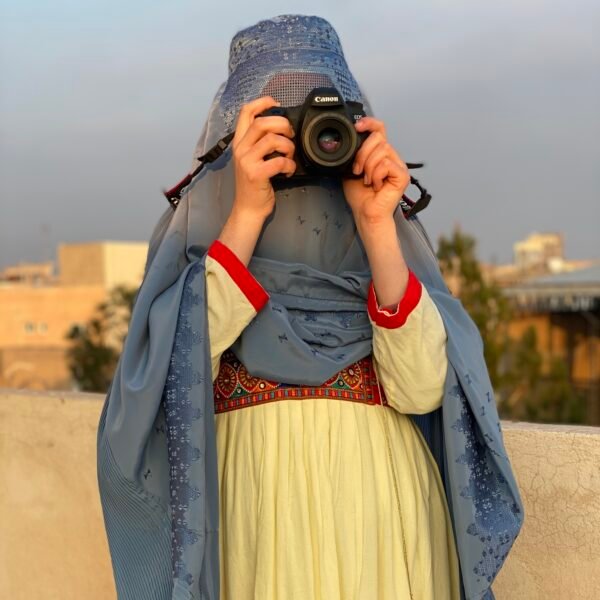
(163, 132), (235, 209)
(163, 133), (431, 218)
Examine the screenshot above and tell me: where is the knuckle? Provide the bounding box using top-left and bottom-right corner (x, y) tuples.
(366, 133), (379, 146)
(262, 132), (277, 145)
(274, 134), (294, 152)
(273, 116), (290, 133)
(284, 136), (295, 151)
(365, 152), (378, 167)
(275, 132), (288, 145)
(253, 118), (267, 133)
(277, 136), (289, 152)
(239, 155), (251, 172)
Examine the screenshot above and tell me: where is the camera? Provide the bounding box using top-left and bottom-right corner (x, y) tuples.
(257, 87), (369, 179)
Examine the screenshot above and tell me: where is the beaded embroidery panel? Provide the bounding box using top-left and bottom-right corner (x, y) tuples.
(214, 348), (388, 413)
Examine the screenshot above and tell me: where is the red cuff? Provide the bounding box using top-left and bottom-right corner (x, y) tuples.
(367, 270), (422, 329)
(207, 240), (269, 312)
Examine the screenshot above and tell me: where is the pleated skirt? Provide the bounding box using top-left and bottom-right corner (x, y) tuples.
(214, 397), (462, 600)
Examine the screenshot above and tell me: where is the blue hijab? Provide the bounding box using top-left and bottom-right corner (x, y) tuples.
(97, 15), (524, 600)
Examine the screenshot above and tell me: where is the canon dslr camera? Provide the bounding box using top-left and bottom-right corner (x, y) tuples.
(257, 87), (368, 179)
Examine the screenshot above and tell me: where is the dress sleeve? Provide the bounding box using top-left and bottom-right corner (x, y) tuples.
(368, 270), (448, 414)
(205, 239), (270, 382)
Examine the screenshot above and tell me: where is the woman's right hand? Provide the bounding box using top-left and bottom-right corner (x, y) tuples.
(230, 96), (296, 222)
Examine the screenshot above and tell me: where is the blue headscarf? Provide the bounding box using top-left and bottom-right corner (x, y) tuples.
(97, 14), (524, 600)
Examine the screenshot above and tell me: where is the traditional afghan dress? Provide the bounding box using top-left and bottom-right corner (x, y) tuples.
(205, 239), (462, 600)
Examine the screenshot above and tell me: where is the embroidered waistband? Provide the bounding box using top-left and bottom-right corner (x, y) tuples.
(213, 349), (389, 414)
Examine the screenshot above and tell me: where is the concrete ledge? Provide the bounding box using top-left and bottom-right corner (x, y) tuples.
(0, 388), (115, 600)
(494, 419), (600, 599)
(1, 389), (599, 599)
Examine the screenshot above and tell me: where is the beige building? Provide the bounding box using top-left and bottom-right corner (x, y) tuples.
(481, 232), (595, 289)
(514, 231), (564, 270)
(0, 242), (148, 390)
(56, 241), (148, 288)
(0, 260), (55, 285)
(503, 265), (600, 425)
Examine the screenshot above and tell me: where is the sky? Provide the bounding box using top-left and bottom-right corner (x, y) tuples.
(1, 0), (599, 269)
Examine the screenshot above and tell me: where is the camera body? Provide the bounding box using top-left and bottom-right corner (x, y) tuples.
(257, 87), (368, 179)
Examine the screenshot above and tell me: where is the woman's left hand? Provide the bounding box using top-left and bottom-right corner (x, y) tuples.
(342, 117), (411, 224)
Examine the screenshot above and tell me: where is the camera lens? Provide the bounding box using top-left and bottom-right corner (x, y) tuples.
(316, 128), (342, 154)
(303, 113), (357, 168)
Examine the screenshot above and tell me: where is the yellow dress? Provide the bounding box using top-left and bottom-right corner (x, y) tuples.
(205, 240), (461, 600)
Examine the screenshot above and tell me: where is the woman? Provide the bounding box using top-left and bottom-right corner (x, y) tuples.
(97, 14), (524, 600)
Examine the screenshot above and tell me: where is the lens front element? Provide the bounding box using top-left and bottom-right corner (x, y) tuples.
(316, 128), (343, 154)
(302, 112), (357, 168)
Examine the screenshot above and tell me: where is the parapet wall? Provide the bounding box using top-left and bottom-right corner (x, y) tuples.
(1, 389), (598, 599)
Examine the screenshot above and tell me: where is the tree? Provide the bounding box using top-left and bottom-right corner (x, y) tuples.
(502, 329), (586, 424)
(436, 226), (587, 424)
(65, 284), (137, 392)
(534, 358), (586, 424)
(499, 325), (542, 418)
(436, 225), (512, 389)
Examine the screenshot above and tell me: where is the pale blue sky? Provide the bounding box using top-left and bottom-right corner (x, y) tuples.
(1, 0), (599, 268)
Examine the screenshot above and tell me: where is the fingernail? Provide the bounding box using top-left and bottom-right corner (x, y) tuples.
(352, 163), (360, 175)
(364, 174), (369, 185)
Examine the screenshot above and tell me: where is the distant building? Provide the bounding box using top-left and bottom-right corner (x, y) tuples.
(439, 229), (599, 424)
(0, 241), (148, 391)
(504, 264), (600, 425)
(514, 232), (564, 270)
(56, 241), (148, 289)
(0, 261), (56, 285)
(482, 231), (596, 288)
